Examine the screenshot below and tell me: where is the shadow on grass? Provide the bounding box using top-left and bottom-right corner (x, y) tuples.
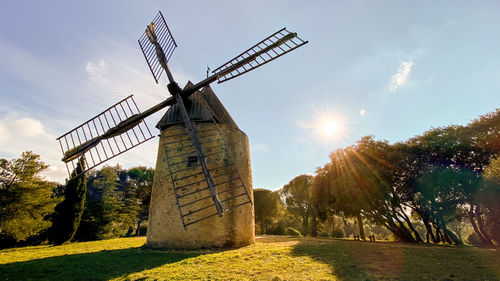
(291, 238), (370, 280)
(0, 247), (202, 281)
(291, 238), (500, 281)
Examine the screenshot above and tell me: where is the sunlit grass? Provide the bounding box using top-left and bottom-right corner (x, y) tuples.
(0, 236), (498, 280)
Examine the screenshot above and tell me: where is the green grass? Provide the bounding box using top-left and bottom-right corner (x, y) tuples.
(0, 236), (498, 280)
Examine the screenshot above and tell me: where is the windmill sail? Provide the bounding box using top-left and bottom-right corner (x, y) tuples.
(138, 11), (178, 83)
(57, 95), (154, 177)
(212, 28), (308, 83)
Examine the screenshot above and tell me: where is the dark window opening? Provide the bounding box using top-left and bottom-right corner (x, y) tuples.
(187, 156), (198, 167)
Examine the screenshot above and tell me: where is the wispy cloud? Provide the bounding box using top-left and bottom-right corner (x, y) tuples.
(0, 116), (66, 182)
(250, 142), (269, 154)
(389, 60), (413, 92)
(86, 60), (110, 83)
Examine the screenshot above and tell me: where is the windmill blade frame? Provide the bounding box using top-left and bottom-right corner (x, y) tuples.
(211, 28), (308, 83)
(138, 11), (178, 84)
(57, 95), (154, 177)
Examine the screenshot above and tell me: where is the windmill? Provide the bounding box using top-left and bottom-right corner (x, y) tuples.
(57, 11), (307, 248)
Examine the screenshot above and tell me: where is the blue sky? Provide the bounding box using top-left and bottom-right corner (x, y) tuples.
(0, 1), (499, 190)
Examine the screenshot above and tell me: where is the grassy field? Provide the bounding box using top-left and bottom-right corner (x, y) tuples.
(0, 236), (498, 281)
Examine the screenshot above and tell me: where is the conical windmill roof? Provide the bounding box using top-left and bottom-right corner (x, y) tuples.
(156, 81), (239, 130)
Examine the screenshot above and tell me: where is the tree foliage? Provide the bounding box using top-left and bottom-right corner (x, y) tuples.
(0, 152), (58, 248)
(75, 165), (153, 241)
(49, 158), (87, 245)
(305, 109), (499, 247)
(253, 188), (281, 234)
(282, 174), (314, 235)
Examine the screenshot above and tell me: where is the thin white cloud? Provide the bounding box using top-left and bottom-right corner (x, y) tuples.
(360, 109), (367, 116)
(250, 142), (269, 154)
(389, 60), (413, 92)
(12, 118), (46, 137)
(0, 123), (9, 144)
(86, 60), (110, 83)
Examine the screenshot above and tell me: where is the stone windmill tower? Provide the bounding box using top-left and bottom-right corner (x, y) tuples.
(57, 11), (307, 249)
(147, 83), (254, 248)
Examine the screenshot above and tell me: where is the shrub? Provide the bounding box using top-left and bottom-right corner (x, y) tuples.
(331, 228), (344, 238)
(318, 232), (329, 238)
(268, 221), (286, 235)
(467, 232), (481, 246)
(285, 227), (301, 236)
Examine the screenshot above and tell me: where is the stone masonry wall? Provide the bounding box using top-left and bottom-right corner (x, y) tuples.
(146, 122), (254, 248)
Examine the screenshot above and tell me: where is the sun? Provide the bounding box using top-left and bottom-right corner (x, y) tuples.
(296, 104), (348, 146)
(322, 120), (339, 136)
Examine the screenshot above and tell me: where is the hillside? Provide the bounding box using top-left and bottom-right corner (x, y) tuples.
(0, 236), (498, 280)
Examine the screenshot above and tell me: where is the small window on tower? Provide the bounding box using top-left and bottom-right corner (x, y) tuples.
(187, 156), (198, 167)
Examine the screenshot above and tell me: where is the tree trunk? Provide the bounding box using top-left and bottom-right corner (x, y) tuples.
(329, 215), (336, 237)
(135, 220), (142, 236)
(386, 220), (414, 242)
(469, 206), (487, 243)
(311, 215), (318, 237)
(401, 211), (423, 242)
(442, 225), (462, 245)
(302, 214), (309, 236)
(442, 228), (452, 244)
(476, 206), (496, 248)
(393, 214), (415, 242)
(356, 213), (365, 240)
(435, 226), (441, 243)
(423, 218), (437, 243)
(469, 205), (495, 248)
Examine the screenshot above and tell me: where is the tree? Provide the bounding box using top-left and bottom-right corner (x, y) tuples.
(253, 189), (280, 234)
(282, 175), (314, 236)
(315, 137), (422, 242)
(49, 158), (87, 245)
(76, 166), (125, 240)
(121, 166), (154, 236)
(75, 165), (154, 241)
(0, 152), (58, 248)
(478, 157), (500, 247)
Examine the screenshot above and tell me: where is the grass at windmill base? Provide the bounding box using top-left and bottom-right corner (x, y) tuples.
(0, 236), (498, 280)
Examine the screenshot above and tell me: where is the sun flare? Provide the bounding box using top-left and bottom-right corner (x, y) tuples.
(322, 120), (339, 136)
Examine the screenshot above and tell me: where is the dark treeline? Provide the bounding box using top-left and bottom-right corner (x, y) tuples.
(0, 153), (153, 249)
(255, 109), (500, 248)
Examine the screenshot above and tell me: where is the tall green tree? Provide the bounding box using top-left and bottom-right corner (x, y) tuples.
(75, 165), (153, 241)
(76, 166), (125, 240)
(0, 152), (58, 248)
(253, 189), (281, 234)
(121, 166), (154, 236)
(49, 158), (87, 245)
(282, 175), (313, 235)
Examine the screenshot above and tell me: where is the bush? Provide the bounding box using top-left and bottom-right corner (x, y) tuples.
(467, 232), (481, 246)
(331, 228), (344, 238)
(268, 220), (286, 235)
(318, 232), (329, 238)
(285, 227), (301, 236)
